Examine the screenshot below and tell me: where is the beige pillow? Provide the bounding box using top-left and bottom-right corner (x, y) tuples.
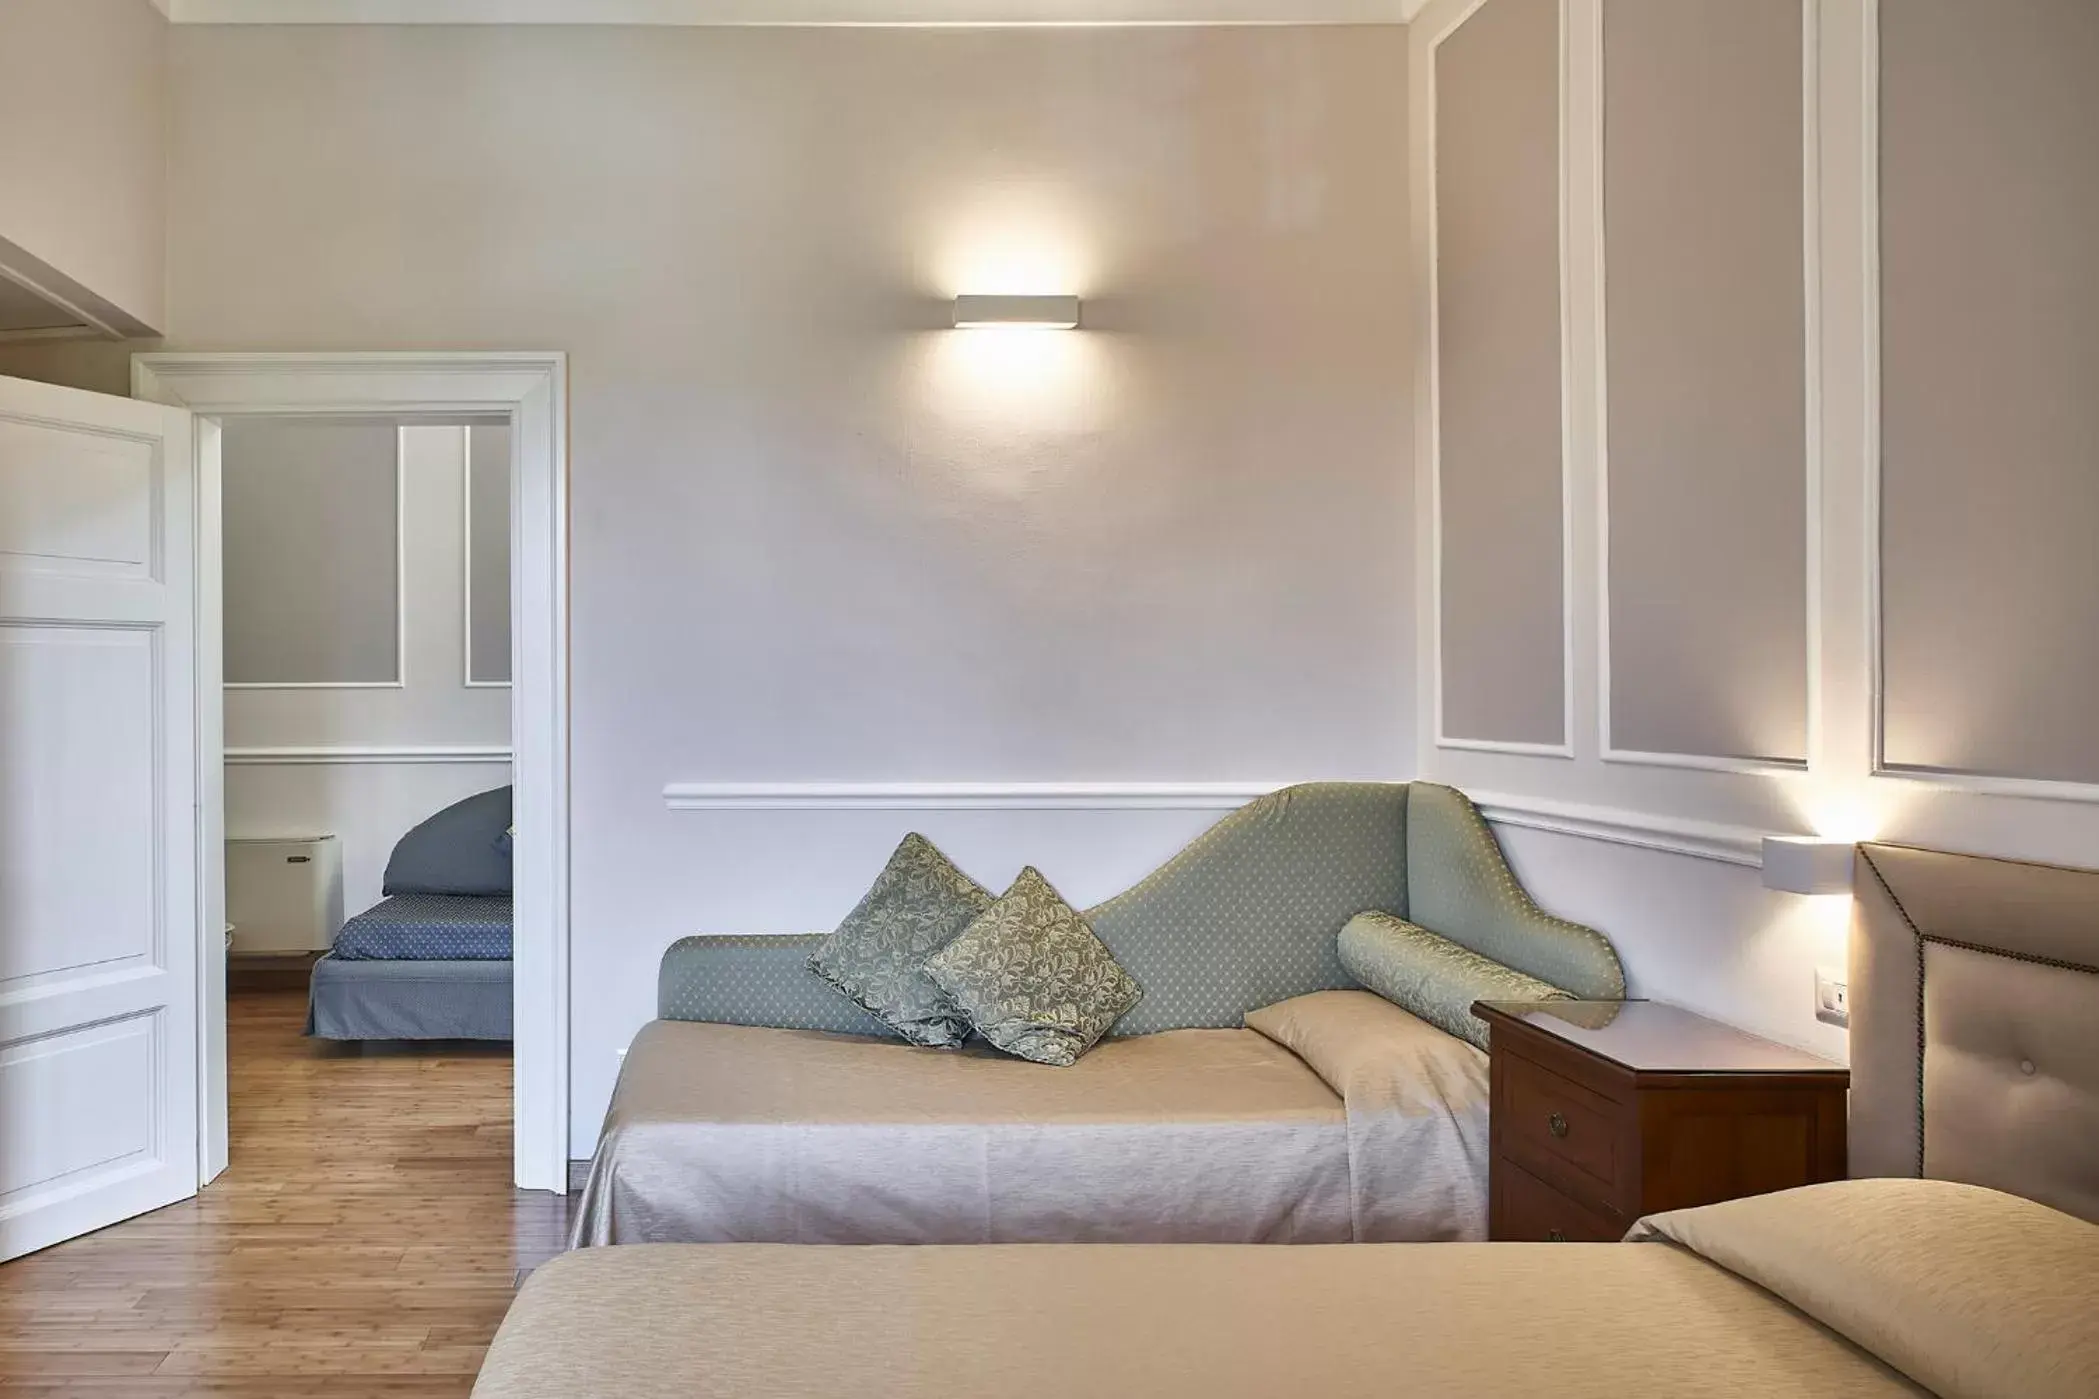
(924, 867), (1140, 1066)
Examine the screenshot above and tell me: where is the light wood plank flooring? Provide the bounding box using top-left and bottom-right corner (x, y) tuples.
(0, 990), (573, 1397)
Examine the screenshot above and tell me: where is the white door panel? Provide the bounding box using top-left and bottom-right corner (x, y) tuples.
(0, 373), (196, 1262)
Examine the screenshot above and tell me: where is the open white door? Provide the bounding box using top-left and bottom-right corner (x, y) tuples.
(0, 373), (199, 1261)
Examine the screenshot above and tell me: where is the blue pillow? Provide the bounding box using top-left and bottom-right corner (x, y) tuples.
(383, 786), (514, 896)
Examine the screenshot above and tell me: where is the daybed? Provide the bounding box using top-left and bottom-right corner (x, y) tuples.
(480, 840), (2099, 1399)
(307, 786), (516, 1042)
(573, 782), (1626, 1246)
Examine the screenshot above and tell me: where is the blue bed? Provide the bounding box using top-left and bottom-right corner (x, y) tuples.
(308, 786), (515, 1042)
(332, 893), (514, 961)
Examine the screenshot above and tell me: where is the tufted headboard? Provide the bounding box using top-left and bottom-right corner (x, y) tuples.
(1850, 842), (2099, 1223)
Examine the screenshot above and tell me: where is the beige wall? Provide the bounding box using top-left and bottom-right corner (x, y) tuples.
(155, 23), (1409, 1146)
(1879, 0), (2099, 786)
(0, 0), (168, 334)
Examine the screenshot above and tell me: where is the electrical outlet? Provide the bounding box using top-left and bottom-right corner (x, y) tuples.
(1814, 967), (1850, 1028)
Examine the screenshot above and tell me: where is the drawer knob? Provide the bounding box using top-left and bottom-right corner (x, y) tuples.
(1547, 1111), (1569, 1139)
(1546, 1228), (1567, 1242)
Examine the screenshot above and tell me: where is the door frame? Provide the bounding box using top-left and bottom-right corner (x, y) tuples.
(132, 352), (571, 1193)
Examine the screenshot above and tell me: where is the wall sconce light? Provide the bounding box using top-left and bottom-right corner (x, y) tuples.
(953, 294), (1081, 330)
(1761, 836), (1856, 896)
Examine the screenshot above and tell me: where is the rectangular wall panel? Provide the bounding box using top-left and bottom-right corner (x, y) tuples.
(1880, 1), (2099, 786)
(1435, 0), (1566, 749)
(467, 423), (512, 686)
(1603, 0), (1807, 765)
(222, 417), (401, 686)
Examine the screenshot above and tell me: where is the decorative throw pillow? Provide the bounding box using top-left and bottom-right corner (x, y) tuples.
(924, 867), (1141, 1066)
(807, 833), (994, 1047)
(1337, 910), (1572, 1051)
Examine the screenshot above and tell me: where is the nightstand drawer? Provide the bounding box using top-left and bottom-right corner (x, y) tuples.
(1493, 1158), (1626, 1243)
(1500, 1053), (1623, 1200)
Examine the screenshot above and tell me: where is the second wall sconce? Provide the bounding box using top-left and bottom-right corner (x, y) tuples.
(953, 294), (1081, 330)
(1760, 836), (1856, 896)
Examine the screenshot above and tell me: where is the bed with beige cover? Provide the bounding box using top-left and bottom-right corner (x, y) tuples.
(573, 783), (1626, 1247)
(480, 842), (2099, 1398)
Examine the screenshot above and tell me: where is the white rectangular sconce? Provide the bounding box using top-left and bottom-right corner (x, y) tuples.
(1761, 836), (1856, 896)
(953, 294), (1081, 330)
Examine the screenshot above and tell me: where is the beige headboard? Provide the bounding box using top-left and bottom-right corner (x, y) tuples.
(1850, 843), (2099, 1223)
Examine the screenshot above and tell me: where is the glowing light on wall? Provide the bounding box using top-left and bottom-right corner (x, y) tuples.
(953, 295), (1080, 330)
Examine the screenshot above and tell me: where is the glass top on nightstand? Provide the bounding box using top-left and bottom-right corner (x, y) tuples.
(1472, 999), (1846, 1075)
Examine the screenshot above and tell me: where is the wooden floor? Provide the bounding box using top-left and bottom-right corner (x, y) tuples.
(0, 991), (573, 1397)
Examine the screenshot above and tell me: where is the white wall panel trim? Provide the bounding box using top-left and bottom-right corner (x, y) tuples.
(461, 424), (510, 690)
(663, 781), (1296, 812)
(1471, 788), (1765, 866)
(225, 745), (514, 766)
(1427, 0), (1579, 762)
(1862, 0), (2093, 806)
(1594, 0), (1820, 777)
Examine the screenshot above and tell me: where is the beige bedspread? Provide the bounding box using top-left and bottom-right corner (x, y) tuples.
(572, 1020), (1355, 1245)
(487, 1179), (2099, 1399)
(478, 1241), (1916, 1399)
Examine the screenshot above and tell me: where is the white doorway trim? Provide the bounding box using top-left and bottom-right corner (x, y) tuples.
(132, 352), (570, 1194)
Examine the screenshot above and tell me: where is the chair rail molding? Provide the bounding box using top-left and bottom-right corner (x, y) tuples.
(227, 744), (515, 766)
(1469, 789), (1766, 868)
(662, 781), (1296, 812)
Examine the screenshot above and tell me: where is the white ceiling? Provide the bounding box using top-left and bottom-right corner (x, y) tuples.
(164, 0), (1429, 23)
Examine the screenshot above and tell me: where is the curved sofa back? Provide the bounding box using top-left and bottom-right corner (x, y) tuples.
(1085, 782), (1410, 1033)
(656, 781), (1624, 1032)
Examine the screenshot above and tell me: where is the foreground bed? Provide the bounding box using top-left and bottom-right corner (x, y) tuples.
(484, 1179), (2097, 1399)
(485, 839), (2099, 1398)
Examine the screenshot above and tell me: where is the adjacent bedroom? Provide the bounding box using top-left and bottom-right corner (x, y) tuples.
(220, 415), (517, 1170)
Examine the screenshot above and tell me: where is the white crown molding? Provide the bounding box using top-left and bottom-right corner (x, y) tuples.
(663, 781), (1291, 811)
(226, 744), (515, 766)
(167, 0), (1417, 23)
(1470, 789), (1766, 867)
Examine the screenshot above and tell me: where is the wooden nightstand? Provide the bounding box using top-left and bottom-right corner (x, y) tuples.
(1473, 999), (1848, 1242)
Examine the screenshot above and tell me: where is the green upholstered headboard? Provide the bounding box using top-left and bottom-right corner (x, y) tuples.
(656, 781), (1623, 1032)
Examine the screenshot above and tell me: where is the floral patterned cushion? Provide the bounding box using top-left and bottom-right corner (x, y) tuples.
(806, 833), (993, 1047)
(925, 867), (1142, 1066)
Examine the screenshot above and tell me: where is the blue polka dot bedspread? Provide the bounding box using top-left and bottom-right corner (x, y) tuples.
(330, 893), (513, 960)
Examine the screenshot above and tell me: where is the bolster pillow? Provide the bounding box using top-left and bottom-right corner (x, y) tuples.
(1338, 910), (1572, 1050)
